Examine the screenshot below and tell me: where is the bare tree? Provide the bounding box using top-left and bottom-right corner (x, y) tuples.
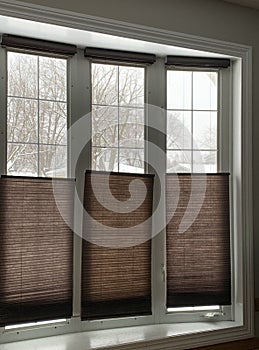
(7, 56), (218, 176)
(91, 64), (144, 172)
(7, 52), (67, 176)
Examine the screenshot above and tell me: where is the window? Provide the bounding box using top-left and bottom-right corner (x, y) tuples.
(2, 46), (74, 330)
(0, 28), (252, 350)
(91, 63), (145, 173)
(87, 57), (231, 323)
(7, 51), (68, 177)
(3, 50), (231, 323)
(163, 64), (233, 321)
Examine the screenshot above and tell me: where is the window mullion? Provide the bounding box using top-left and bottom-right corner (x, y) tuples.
(218, 67), (231, 172)
(117, 66), (120, 172)
(146, 57), (167, 323)
(37, 56), (40, 176)
(0, 47), (7, 175)
(69, 50), (92, 321)
(218, 66), (233, 321)
(191, 71), (194, 172)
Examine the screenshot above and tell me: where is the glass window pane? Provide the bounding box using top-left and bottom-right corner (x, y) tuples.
(119, 148), (144, 173)
(39, 101), (67, 145)
(92, 147), (118, 172)
(193, 112), (217, 150)
(167, 111), (192, 150)
(7, 52), (68, 178)
(167, 150), (191, 173)
(193, 72), (218, 111)
(92, 64), (118, 106)
(119, 66), (144, 107)
(7, 98), (38, 143)
(39, 145), (67, 177)
(193, 151), (217, 173)
(8, 52), (38, 99)
(7, 143), (38, 176)
(39, 56), (67, 102)
(167, 71), (192, 110)
(92, 106), (118, 147)
(119, 108), (144, 148)
(91, 63), (145, 173)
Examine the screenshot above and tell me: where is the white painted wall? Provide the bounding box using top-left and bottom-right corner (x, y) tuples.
(6, 0), (259, 336)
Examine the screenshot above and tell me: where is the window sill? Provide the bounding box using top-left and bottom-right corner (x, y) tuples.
(0, 320), (250, 350)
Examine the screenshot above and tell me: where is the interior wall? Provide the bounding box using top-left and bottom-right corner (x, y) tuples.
(10, 0), (259, 335)
(13, 0), (259, 44)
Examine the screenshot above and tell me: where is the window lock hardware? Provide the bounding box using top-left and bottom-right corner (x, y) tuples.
(162, 264), (166, 283)
(201, 311), (225, 319)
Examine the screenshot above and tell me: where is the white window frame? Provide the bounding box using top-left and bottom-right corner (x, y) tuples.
(0, 1), (253, 349)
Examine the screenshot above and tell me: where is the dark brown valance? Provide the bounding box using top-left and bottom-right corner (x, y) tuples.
(84, 47), (156, 64)
(1, 34), (77, 57)
(165, 56), (231, 68)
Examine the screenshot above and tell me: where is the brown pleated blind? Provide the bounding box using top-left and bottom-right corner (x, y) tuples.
(0, 176), (74, 326)
(166, 174), (231, 308)
(81, 171), (154, 320)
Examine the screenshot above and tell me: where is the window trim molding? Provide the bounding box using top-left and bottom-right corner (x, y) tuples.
(0, 0), (253, 348)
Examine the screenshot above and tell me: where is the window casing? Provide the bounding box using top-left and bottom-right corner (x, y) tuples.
(1, 46), (234, 338)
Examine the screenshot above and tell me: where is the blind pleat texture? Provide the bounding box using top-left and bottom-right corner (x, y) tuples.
(166, 174), (231, 308)
(0, 176), (74, 326)
(81, 171), (154, 320)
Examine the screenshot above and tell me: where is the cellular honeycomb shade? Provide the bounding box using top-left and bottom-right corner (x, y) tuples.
(0, 176), (74, 326)
(81, 171), (154, 320)
(166, 174), (231, 308)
